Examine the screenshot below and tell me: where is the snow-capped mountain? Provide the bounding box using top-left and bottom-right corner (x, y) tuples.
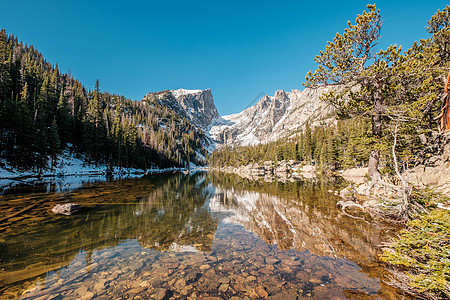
(208, 86), (335, 147)
(143, 88), (219, 132)
(144, 86), (335, 149)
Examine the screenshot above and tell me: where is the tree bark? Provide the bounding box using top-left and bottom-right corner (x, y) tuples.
(368, 81), (383, 182)
(368, 148), (381, 181)
(436, 71), (450, 132)
(392, 122), (410, 216)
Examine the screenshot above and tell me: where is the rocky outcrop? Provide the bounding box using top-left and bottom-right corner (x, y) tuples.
(209, 86), (335, 147)
(143, 89), (219, 131)
(405, 132), (450, 196)
(216, 160), (318, 181)
(335, 134), (450, 219)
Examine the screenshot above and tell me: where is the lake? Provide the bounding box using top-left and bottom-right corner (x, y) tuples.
(0, 171), (408, 299)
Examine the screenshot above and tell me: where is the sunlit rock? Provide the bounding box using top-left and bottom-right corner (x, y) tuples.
(51, 203), (82, 215)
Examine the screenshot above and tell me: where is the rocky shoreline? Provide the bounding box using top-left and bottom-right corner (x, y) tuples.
(214, 160), (320, 182)
(212, 140), (450, 214)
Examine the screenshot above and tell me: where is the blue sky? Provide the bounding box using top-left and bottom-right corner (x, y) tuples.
(1, 0), (448, 115)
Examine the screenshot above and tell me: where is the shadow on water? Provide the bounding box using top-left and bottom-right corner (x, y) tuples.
(0, 171), (408, 299)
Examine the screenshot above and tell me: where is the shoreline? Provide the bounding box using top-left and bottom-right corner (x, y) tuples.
(0, 149), (207, 193)
(0, 166), (204, 194)
(210, 160), (321, 182)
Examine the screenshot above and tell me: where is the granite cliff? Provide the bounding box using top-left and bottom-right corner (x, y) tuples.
(144, 86), (335, 149)
(143, 88), (220, 132)
(208, 86), (335, 147)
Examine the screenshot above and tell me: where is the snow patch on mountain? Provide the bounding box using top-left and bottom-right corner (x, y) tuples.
(208, 86), (335, 147)
(143, 88), (219, 132)
(144, 86), (334, 150)
(171, 89), (203, 97)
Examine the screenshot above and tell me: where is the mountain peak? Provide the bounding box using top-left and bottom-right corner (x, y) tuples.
(274, 90), (288, 99)
(209, 86), (335, 146)
(171, 88), (209, 97)
(144, 88), (219, 131)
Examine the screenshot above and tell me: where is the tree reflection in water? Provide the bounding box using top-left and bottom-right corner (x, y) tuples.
(0, 172), (407, 299)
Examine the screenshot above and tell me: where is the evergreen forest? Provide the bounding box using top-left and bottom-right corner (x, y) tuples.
(208, 118), (372, 171)
(0, 30), (208, 171)
(210, 5), (450, 177)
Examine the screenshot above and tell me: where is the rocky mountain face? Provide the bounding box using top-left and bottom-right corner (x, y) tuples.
(144, 86), (334, 149)
(143, 89), (220, 132)
(208, 86), (335, 147)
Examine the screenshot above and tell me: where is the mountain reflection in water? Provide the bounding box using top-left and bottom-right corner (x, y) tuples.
(0, 172), (407, 299)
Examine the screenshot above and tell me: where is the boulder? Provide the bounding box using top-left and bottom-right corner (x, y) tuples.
(300, 164), (316, 173)
(341, 167), (368, 185)
(339, 186), (355, 200)
(52, 203), (82, 215)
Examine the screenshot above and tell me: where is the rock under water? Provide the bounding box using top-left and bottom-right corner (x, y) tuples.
(51, 203), (82, 215)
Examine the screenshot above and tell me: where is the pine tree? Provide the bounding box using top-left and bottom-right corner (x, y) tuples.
(0, 29), (9, 105)
(48, 119), (60, 168)
(0, 30), (209, 170)
(304, 4), (398, 181)
(57, 88), (72, 145)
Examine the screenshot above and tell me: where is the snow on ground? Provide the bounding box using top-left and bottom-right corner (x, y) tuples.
(189, 161), (209, 170)
(0, 175), (131, 195)
(0, 149), (189, 180)
(0, 159), (34, 178)
(238, 131), (259, 146)
(0, 149), (196, 193)
(0, 150), (147, 193)
(42, 150), (145, 177)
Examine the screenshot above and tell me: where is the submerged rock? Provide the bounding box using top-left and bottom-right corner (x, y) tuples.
(154, 288), (167, 300)
(52, 203), (82, 215)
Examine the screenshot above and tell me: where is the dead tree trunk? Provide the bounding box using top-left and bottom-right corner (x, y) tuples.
(368, 80), (384, 183)
(435, 71), (450, 132)
(392, 122), (410, 220)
